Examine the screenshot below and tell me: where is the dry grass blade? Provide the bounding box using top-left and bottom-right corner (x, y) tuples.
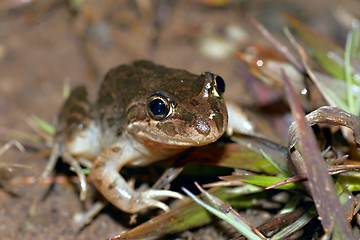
(234, 206), (309, 240)
(0, 126), (42, 145)
(251, 18), (304, 72)
(283, 28), (337, 108)
(282, 71), (355, 238)
(151, 166), (184, 190)
(0, 140), (29, 169)
(266, 165), (360, 189)
(0, 140), (24, 156)
(285, 14), (353, 83)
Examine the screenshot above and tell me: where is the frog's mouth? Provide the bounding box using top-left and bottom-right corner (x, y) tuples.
(128, 124), (222, 148)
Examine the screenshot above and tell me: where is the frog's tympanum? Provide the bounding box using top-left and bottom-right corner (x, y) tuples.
(43, 60), (228, 213)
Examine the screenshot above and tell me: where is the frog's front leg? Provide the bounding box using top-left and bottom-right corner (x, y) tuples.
(89, 142), (183, 213)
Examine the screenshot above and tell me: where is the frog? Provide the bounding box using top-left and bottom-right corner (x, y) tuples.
(41, 60), (228, 214)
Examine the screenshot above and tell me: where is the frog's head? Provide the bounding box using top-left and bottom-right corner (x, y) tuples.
(126, 67), (228, 148)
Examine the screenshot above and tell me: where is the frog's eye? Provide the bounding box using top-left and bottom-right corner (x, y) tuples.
(214, 75), (225, 94)
(147, 94), (172, 120)
(207, 72), (225, 96)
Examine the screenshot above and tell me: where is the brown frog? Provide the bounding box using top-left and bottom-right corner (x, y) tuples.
(42, 60), (228, 213)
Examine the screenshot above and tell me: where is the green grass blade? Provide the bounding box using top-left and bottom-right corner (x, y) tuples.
(270, 207), (317, 240)
(345, 30), (355, 113)
(182, 187), (265, 240)
(32, 115), (56, 136)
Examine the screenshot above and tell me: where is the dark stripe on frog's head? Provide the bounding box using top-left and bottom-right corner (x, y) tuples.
(67, 105), (88, 117)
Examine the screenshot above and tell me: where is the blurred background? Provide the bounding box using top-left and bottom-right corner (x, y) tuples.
(0, 0), (359, 239)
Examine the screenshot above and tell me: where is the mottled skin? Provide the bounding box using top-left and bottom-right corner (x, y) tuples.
(42, 60), (228, 213)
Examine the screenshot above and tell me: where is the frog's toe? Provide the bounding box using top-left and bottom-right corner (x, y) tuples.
(144, 189), (183, 200)
(141, 199), (170, 212)
(140, 189), (183, 211)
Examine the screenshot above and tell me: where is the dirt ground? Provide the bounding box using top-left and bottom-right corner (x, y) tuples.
(0, 0), (358, 239)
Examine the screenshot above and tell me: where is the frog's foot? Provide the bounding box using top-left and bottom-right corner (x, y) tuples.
(73, 201), (107, 227)
(90, 143), (183, 213)
(62, 152), (88, 201)
(40, 142), (88, 201)
(40, 142), (61, 180)
(90, 169), (183, 213)
(132, 189), (183, 212)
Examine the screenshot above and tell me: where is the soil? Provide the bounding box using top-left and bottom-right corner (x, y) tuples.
(0, 0), (358, 239)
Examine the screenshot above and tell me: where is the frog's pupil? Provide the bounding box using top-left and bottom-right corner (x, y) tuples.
(215, 76), (225, 93)
(150, 98), (166, 115)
